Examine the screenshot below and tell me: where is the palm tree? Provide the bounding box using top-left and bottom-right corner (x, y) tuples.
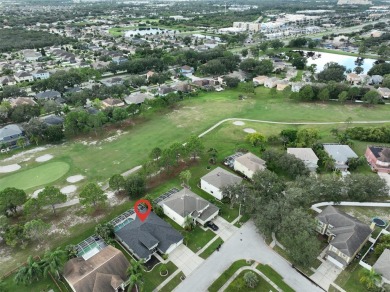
(42, 248), (68, 279)
(126, 259), (145, 292)
(183, 216), (194, 231)
(179, 170), (191, 187)
(128, 273), (144, 292)
(359, 268), (381, 290)
(14, 256), (42, 285)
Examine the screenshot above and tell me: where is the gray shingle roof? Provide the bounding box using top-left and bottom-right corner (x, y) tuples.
(159, 188), (219, 222)
(115, 212), (183, 260)
(0, 124), (23, 142)
(36, 90), (61, 99)
(124, 92), (153, 105)
(373, 248), (390, 280)
(201, 167), (242, 189)
(317, 206), (372, 257)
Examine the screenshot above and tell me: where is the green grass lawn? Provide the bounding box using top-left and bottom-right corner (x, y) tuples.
(186, 226), (216, 253)
(225, 270), (277, 292)
(334, 260), (368, 292)
(143, 261), (178, 292)
(159, 271), (185, 292)
(199, 237), (224, 259)
(208, 259), (253, 292)
(1, 272), (67, 292)
(234, 213), (251, 228)
(256, 264), (295, 292)
(0, 161), (70, 191)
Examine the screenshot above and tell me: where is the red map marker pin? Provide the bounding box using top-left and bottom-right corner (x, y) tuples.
(134, 199), (152, 222)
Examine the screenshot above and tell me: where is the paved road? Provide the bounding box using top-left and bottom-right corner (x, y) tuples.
(174, 221), (323, 292)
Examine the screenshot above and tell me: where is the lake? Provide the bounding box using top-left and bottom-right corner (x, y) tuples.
(303, 51), (377, 74)
(124, 28), (176, 37)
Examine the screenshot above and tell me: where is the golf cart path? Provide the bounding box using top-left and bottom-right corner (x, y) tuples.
(199, 118), (390, 138)
(52, 118), (390, 209)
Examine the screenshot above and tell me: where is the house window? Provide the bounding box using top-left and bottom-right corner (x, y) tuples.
(211, 191), (213, 194)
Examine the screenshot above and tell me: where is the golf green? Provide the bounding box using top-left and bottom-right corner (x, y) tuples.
(0, 161), (70, 191)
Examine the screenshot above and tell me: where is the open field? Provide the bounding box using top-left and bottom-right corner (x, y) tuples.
(1, 86), (390, 278)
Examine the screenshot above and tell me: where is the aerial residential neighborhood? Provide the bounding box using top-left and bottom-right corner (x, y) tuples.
(0, 0), (390, 292)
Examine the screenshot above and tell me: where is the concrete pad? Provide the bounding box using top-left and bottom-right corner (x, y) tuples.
(310, 260), (343, 290)
(213, 216), (238, 241)
(169, 244), (204, 276)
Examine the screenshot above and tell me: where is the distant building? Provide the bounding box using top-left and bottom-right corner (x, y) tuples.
(14, 71), (34, 83)
(101, 98), (124, 108)
(23, 49), (42, 62)
(124, 92), (153, 105)
(180, 65), (194, 75)
(338, 0), (372, 5)
(32, 69), (50, 80)
(8, 97), (37, 108)
(377, 87), (390, 99)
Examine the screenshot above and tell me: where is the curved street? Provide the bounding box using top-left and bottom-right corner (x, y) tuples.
(174, 221), (323, 292)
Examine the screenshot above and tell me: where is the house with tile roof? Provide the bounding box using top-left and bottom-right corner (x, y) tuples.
(200, 167), (243, 200)
(115, 212), (183, 262)
(63, 245), (130, 292)
(233, 152), (266, 179)
(316, 206), (373, 268)
(365, 146), (390, 173)
(158, 188), (219, 228)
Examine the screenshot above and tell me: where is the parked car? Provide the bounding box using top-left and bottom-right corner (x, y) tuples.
(206, 221), (219, 231)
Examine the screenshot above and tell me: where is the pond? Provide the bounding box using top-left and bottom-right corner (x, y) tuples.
(124, 27), (177, 37)
(302, 51), (377, 74)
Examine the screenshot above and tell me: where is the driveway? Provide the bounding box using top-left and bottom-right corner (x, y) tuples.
(378, 172), (390, 195)
(174, 221), (323, 292)
(169, 244), (204, 276)
(212, 216), (238, 241)
(310, 260), (343, 291)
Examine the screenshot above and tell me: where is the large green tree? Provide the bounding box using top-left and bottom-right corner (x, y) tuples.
(79, 183), (107, 208)
(37, 186), (67, 215)
(0, 187), (27, 216)
(24, 219), (50, 242)
(14, 256), (42, 285)
(41, 248), (68, 279)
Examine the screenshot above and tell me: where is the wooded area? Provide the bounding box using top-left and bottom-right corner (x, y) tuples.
(0, 29), (75, 52)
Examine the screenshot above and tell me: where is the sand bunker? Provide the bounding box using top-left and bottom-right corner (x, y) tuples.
(61, 185), (77, 194)
(35, 154), (53, 162)
(3, 147), (47, 162)
(66, 175), (85, 183)
(0, 164), (21, 173)
(244, 128), (257, 133)
(31, 188), (44, 198)
(233, 121), (245, 126)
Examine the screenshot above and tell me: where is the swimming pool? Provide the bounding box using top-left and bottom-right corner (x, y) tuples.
(114, 217), (134, 232)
